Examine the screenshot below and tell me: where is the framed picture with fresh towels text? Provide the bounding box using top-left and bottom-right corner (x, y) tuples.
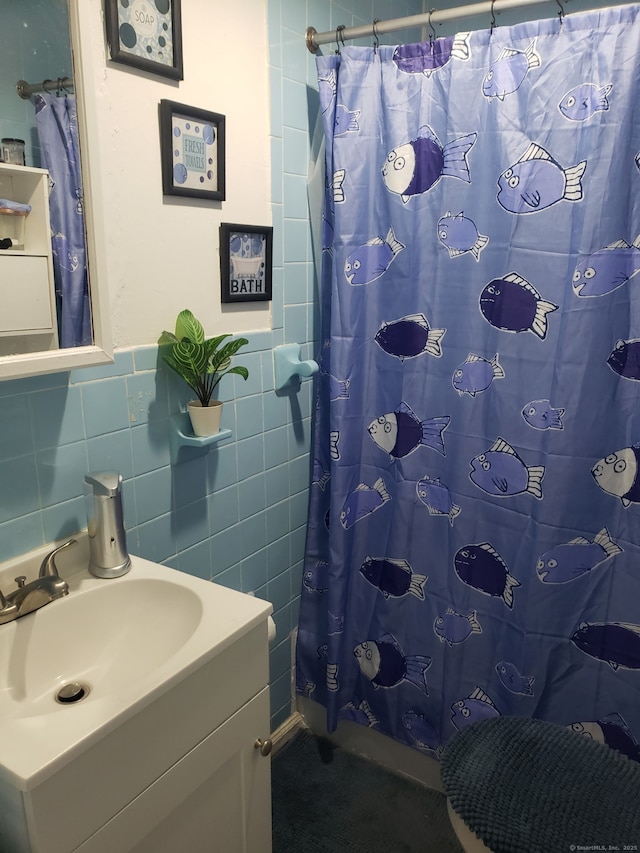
(220, 224), (273, 303)
(105, 0), (183, 80)
(159, 100), (226, 201)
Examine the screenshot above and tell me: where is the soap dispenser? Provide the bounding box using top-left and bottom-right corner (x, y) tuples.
(84, 472), (131, 578)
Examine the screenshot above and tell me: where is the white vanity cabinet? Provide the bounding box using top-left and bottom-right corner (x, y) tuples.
(0, 553), (274, 853)
(0, 163), (57, 346)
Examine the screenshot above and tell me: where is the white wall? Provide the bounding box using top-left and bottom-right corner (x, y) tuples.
(81, 0), (272, 347)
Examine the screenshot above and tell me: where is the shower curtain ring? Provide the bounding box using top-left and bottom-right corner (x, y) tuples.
(556, 0), (565, 24)
(428, 9), (437, 46)
(490, 0), (497, 34)
(372, 18), (381, 53)
(335, 24), (346, 54)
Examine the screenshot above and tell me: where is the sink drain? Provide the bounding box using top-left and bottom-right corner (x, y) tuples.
(55, 682), (90, 704)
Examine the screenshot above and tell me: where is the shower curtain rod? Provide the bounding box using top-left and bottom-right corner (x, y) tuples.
(306, 0), (573, 52)
(15, 77), (74, 100)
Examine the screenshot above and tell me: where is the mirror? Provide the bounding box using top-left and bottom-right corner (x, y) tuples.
(0, 0), (112, 380)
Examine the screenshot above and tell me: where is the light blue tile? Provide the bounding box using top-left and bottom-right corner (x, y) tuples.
(290, 491), (309, 530)
(82, 378), (130, 438)
(283, 173), (309, 219)
(290, 523), (307, 565)
(127, 370), (168, 425)
(213, 564), (243, 592)
(267, 500), (290, 544)
(270, 66), (283, 131)
(283, 220), (310, 264)
(262, 350), (276, 393)
(134, 467), (173, 524)
(281, 1), (307, 39)
(233, 352), (262, 398)
(239, 474), (267, 520)
(243, 331), (274, 354)
(37, 442), (88, 509)
(130, 420), (171, 476)
(288, 416), (312, 458)
(133, 346), (160, 371)
(267, 568), (292, 611)
(282, 29), (307, 85)
(291, 560), (304, 599)
(271, 136), (283, 204)
(272, 207), (284, 271)
(208, 484), (239, 535)
(284, 304), (307, 344)
(270, 689), (292, 732)
(30, 385), (85, 447)
(236, 395), (264, 440)
(172, 455), (209, 508)
(268, 0), (282, 63)
(307, 0), (331, 37)
(284, 261), (309, 304)
(269, 635), (292, 682)
(211, 526), (242, 573)
(237, 513), (267, 562)
(267, 535), (290, 580)
(266, 464), (290, 505)
(283, 127), (308, 177)
(177, 537), (211, 580)
(0, 394), (33, 460)
(290, 591), (301, 628)
(0, 371), (68, 398)
(70, 351), (133, 383)
(136, 514), (175, 563)
(175, 498), (209, 551)
(121, 479), (138, 529)
(0, 512), (43, 560)
(241, 549), (268, 592)
(271, 602), (292, 647)
(207, 443), (238, 490)
(41, 496), (85, 544)
(265, 426), (289, 469)
(87, 429), (134, 480)
(237, 434), (265, 481)
(282, 78), (308, 131)
(290, 454), (311, 494)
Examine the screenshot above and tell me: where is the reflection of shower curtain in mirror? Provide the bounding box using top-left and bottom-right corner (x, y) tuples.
(35, 94), (91, 347)
(298, 4), (640, 762)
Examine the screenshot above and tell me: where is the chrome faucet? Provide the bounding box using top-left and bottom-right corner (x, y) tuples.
(0, 539), (75, 625)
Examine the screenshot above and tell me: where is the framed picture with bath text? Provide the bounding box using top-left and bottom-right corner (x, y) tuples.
(159, 100), (226, 201)
(104, 0), (183, 80)
(220, 224), (273, 303)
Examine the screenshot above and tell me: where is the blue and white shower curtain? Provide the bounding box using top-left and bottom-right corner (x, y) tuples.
(298, 3), (640, 763)
(35, 94), (91, 348)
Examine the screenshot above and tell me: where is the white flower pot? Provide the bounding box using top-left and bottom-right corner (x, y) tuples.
(187, 400), (223, 437)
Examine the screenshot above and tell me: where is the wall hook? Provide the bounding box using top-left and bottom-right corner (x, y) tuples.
(274, 344), (319, 391)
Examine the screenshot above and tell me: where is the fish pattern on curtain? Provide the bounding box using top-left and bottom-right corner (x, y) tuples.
(35, 94), (91, 348)
(298, 4), (640, 763)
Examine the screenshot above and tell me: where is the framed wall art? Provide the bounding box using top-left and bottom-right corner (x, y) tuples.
(105, 0), (183, 80)
(159, 100), (226, 201)
(220, 224), (273, 303)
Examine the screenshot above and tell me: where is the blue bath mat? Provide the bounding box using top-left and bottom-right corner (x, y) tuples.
(271, 729), (463, 852)
(441, 716), (640, 853)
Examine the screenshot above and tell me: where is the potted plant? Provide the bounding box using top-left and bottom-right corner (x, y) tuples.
(159, 309), (249, 437)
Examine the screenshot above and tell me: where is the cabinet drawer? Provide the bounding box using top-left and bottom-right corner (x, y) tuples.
(0, 255), (54, 333)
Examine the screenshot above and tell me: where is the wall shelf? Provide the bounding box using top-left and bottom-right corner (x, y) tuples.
(170, 413), (232, 464)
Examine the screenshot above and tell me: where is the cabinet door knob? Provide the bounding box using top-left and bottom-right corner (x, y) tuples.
(254, 738), (273, 756)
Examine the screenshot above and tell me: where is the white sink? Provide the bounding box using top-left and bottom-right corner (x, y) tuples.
(0, 534), (272, 792)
